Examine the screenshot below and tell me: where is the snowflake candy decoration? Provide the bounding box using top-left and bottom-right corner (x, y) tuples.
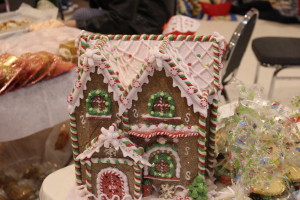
(149, 46), (170, 69)
(160, 184), (175, 199)
(81, 47), (102, 68)
(99, 126), (120, 149)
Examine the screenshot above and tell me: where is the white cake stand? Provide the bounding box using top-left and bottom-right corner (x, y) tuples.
(40, 165), (78, 200)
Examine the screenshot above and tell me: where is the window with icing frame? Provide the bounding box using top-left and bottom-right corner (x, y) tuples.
(86, 90), (112, 118)
(148, 92), (175, 118)
(149, 154), (176, 179)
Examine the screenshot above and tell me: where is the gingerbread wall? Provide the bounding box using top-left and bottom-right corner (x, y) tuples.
(126, 69), (208, 188)
(127, 69), (202, 126)
(75, 73), (120, 154)
(131, 136), (199, 188)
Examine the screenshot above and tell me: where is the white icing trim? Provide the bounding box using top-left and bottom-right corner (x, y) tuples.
(144, 147), (181, 179)
(162, 61), (210, 117)
(128, 131), (199, 138)
(98, 65), (124, 104)
(141, 114), (181, 121)
(91, 158), (134, 166)
(130, 123), (199, 133)
(86, 113), (112, 119)
(143, 175), (180, 182)
(119, 65), (154, 115)
(69, 34), (225, 118)
(96, 167), (131, 200)
(76, 125), (150, 166)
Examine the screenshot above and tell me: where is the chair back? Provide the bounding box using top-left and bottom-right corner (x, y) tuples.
(222, 8), (258, 84)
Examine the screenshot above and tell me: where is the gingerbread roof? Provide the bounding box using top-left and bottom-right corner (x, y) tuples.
(75, 125), (150, 166)
(68, 33), (225, 117)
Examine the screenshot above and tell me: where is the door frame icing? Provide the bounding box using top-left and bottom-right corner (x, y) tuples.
(97, 167), (130, 199)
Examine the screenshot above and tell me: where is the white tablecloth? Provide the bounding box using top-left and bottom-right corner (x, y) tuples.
(0, 70), (76, 141)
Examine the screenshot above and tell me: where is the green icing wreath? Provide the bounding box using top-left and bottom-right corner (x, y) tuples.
(148, 92), (175, 118)
(149, 154), (175, 178)
(86, 90), (111, 116)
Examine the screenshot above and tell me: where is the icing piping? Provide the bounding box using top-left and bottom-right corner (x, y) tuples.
(129, 123), (201, 138)
(76, 125), (149, 166)
(86, 89), (112, 116)
(91, 158), (134, 166)
(96, 167), (130, 199)
(148, 92), (175, 118)
(198, 113), (207, 177)
(207, 99), (218, 171)
(68, 33), (225, 117)
(69, 113), (82, 185)
(144, 146), (181, 179)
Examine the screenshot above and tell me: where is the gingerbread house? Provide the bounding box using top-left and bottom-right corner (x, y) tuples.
(68, 33), (225, 200)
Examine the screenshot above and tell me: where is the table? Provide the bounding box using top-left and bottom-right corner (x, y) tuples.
(0, 70), (77, 141)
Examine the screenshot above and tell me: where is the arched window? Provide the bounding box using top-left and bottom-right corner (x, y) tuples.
(148, 92), (175, 118)
(149, 154), (175, 178)
(86, 90), (111, 117)
(144, 145), (180, 181)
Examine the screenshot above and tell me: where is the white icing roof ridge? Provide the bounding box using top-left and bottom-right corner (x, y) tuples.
(67, 35), (127, 114)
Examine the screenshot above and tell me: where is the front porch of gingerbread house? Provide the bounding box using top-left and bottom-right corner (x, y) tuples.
(76, 125), (149, 200)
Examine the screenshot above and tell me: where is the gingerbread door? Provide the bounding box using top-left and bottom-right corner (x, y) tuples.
(97, 167), (129, 200)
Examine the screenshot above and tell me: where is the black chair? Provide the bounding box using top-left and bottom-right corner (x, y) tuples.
(252, 37), (300, 98)
(222, 8), (259, 101)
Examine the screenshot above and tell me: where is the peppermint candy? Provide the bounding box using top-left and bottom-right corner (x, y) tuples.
(145, 64), (154, 73)
(133, 80), (141, 88)
(98, 62), (107, 70)
(170, 68), (179, 76)
(83, 65), (90, 72)
(75, 80), (82, 88)
(121, 97), (129, 105)
(187, 87), (195, 95)
(200, 98), (208, 109)
(67, 94), (73, 103)
(109, 79), (116, 86)
(75, 67), (80, 73)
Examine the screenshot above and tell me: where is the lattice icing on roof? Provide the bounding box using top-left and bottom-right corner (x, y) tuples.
(99, 38), (217, 92)
(99, 40), (160, 87)
(68, 33), (225, 116)
(165, 40), (215, 91)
